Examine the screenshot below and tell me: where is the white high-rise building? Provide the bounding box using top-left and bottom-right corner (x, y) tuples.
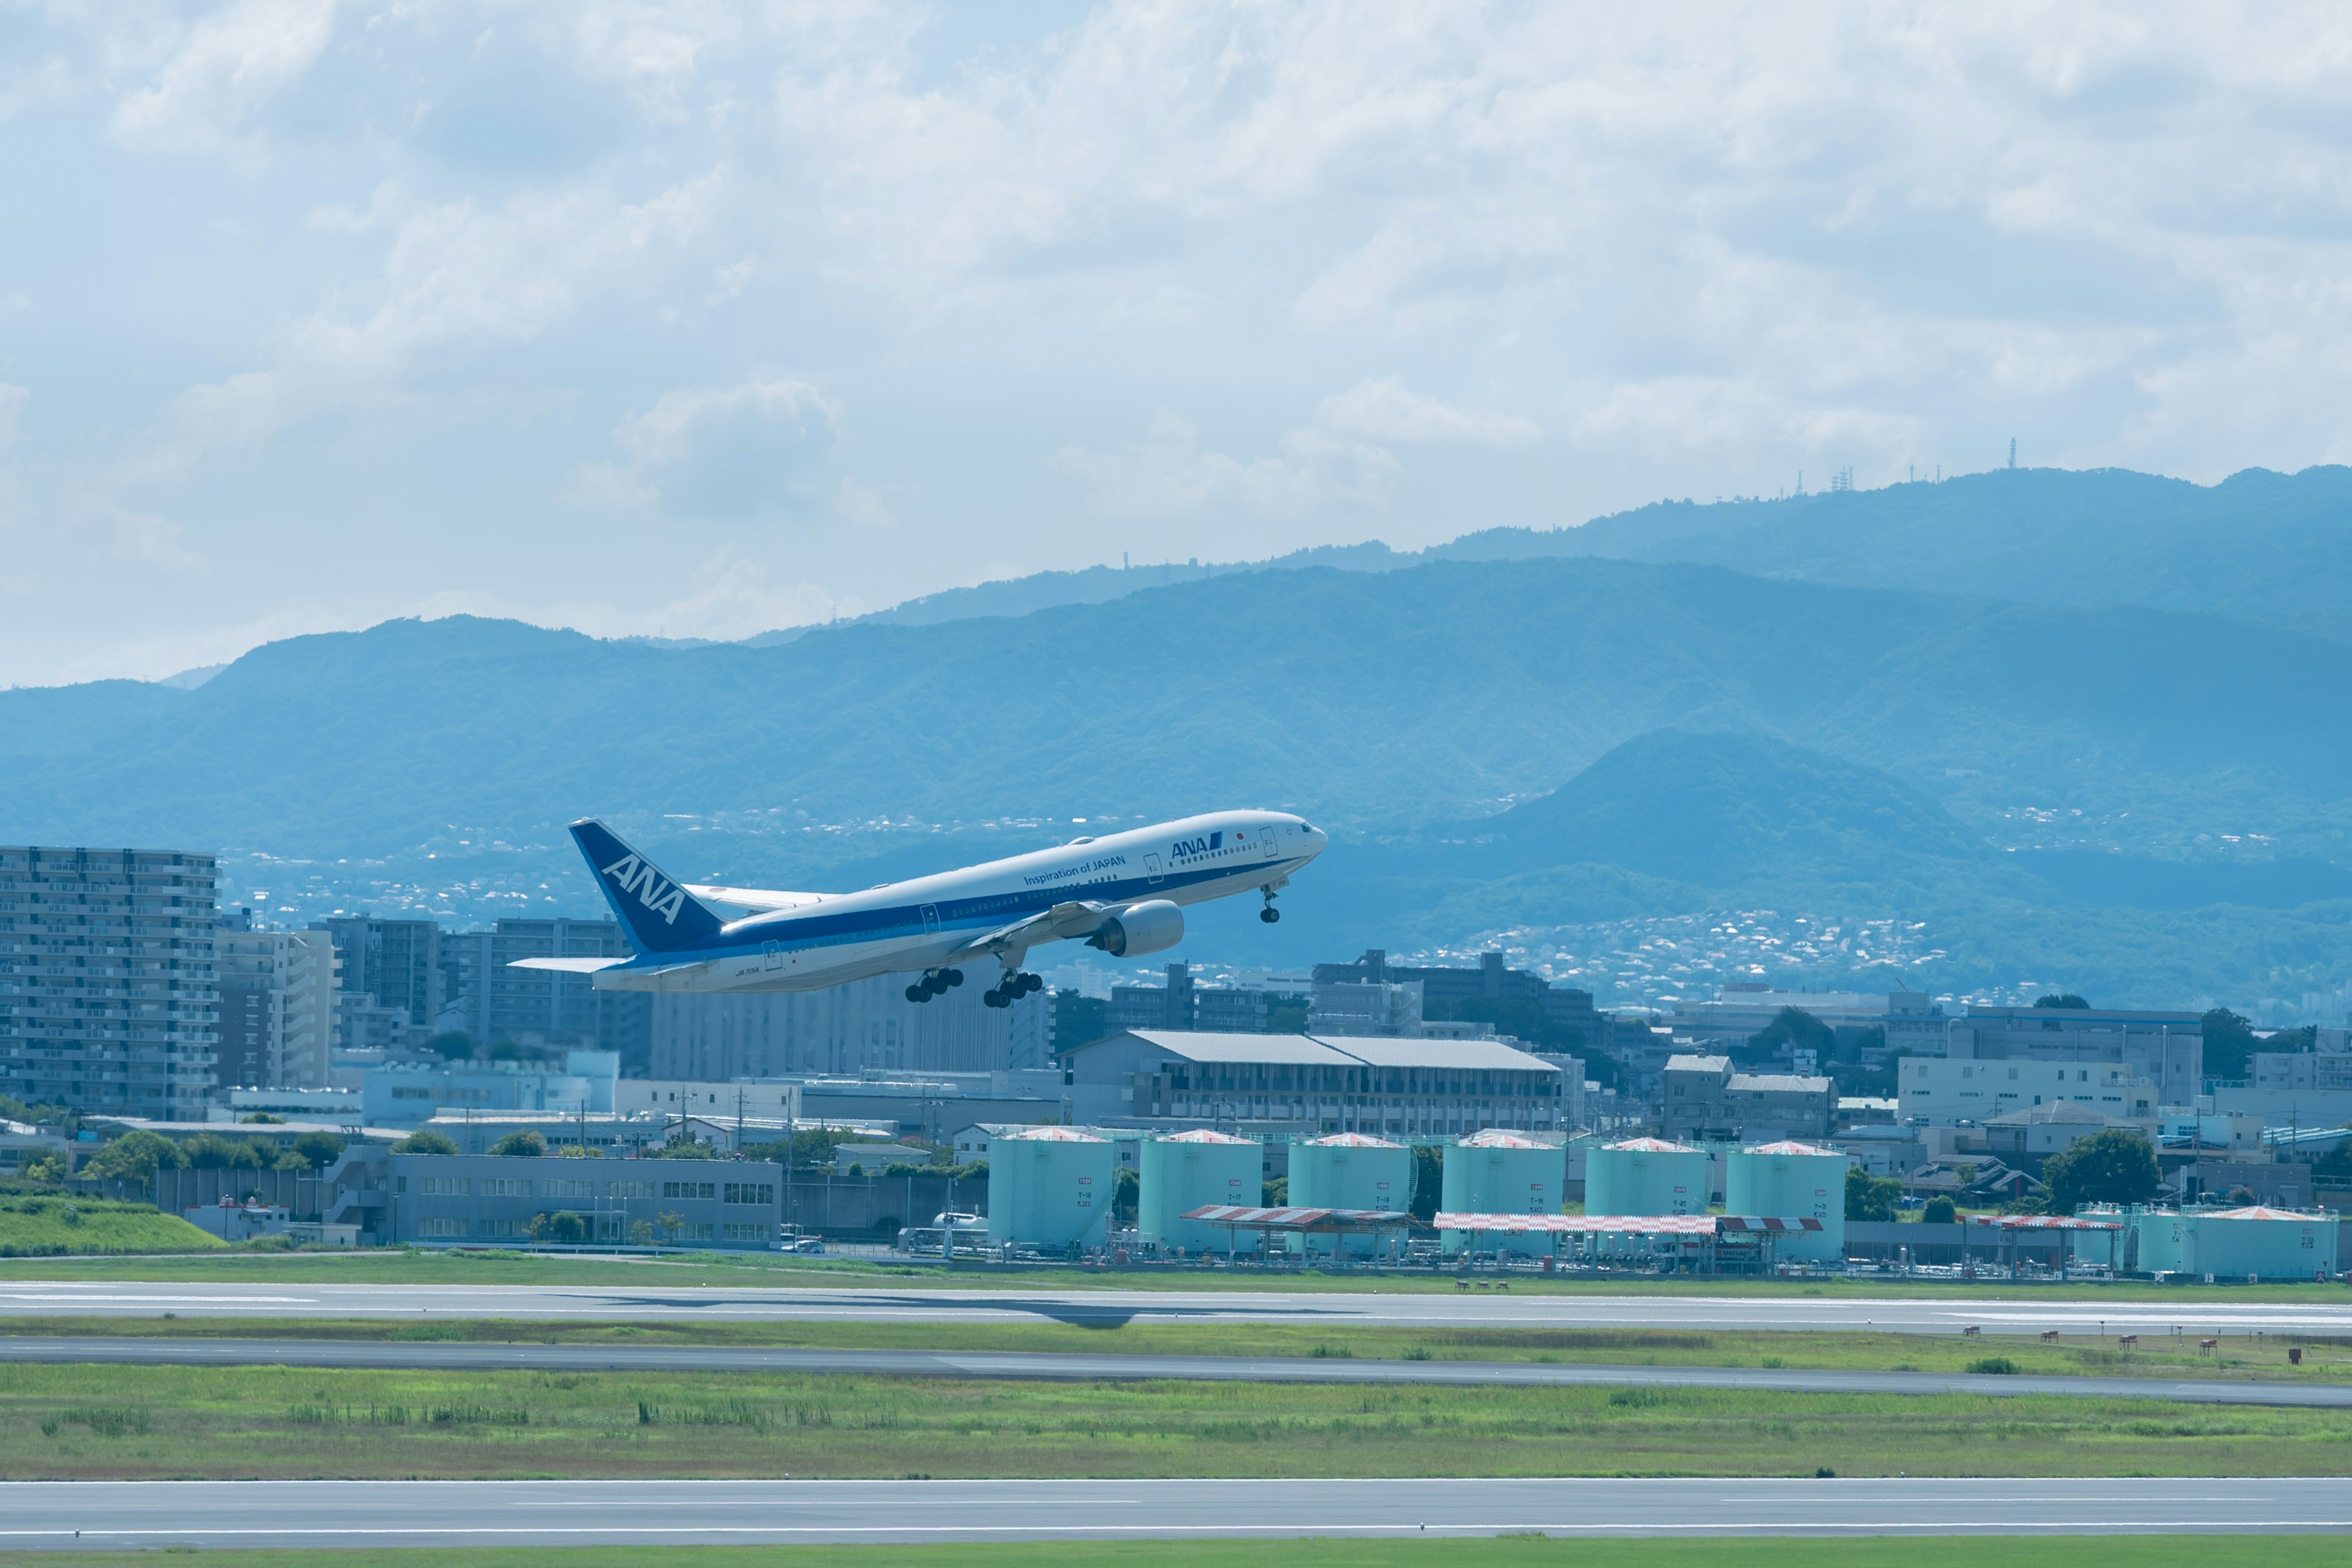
(216, 911), (338, 1090)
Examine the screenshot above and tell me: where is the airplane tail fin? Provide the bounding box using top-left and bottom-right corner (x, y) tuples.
(569, 819), (728, 956)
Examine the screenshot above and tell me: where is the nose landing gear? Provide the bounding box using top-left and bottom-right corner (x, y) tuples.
(903, 967), (965, 1003)
(1260, 888), (1282, 923)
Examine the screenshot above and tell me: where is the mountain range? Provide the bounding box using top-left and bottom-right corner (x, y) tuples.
(8, 465), (2352, 1015)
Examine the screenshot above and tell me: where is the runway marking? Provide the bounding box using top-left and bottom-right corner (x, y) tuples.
(9, 1521), (2351, 1540)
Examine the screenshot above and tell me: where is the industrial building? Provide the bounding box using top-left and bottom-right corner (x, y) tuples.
(1106, 963), (1270, 1035)
(1286, 1132), (1410, 1256)
(650, 968), (1050, 1079)
(1584, 1136), (1707, 1217)
(1940, 1005), (2204, 1105)
(1439, 1129), (1566, 1254)
(1725, 1140), (1846, 1262)
(436, 918), (650, 1072)
(2118, 1204), (2339, 1280)
(0, 843), (221, 1118)
(986, 1125), (1115, 1249)
(1068, 1029), (1568, 1136)
(1138, 1129), (1260, 1251)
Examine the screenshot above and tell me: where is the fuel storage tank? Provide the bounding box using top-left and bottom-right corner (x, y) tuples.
(1583, 1137), (1708, 1218)
(986, 1126), (1115, 1249)
(1440, 1130), (1566, 1256)
(1724, 1139), (1846, 1262)
(1139, 1129), (1261, 1251)
(1287, 1132), (1410, 1256)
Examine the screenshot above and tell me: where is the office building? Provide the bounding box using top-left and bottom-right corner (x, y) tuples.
(0, 845), (219, 1118)
(438, 919), (650, 1071)
(1899, 1057), (2157, 1127)
(1945, 1005), (2203, 1105)
(1105, 963), (1270, 1034)
(322, 917), (442, 1033)
(214, 911), (338, 1090)
(1657, 1054), (1834, 1141)
(649, 971), (1048, 1080)
(1315, 949), (1610, 1039)
(1068, 1029), (1567, 1137)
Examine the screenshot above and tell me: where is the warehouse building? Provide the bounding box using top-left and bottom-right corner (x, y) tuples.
(1068, 1029), (1569, 1137)
(385, 1151), (783, 1246)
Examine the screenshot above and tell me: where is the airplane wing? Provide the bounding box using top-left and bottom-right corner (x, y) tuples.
(947, 900), (1111, 965)
(685, 883), (829, 914)
(507, 956), (633, 973)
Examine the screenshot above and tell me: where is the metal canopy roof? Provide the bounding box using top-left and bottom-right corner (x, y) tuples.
(1434, 1213), (1826, 1236)
(1966, 1215), (2124, 1230)
(1314, 1035), (1564, 1072)
(1121, 1031), (1358, 1066)
(1180, 1204), (1414, 1233)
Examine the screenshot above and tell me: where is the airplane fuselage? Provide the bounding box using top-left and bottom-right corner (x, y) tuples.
(594, 810), (1324, 993)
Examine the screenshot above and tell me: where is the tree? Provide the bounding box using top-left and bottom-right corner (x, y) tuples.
(241, 1112), (285, 1124)
(1845, 1166), (1901, 1222)
(182, 1133), (265, 1169)
(391, 1128), (460, 1156)
(2040, 1128), (2161, 1213)
(488, 1129), (546, 1158)
(81, 1130), (184, 1181)
(425, 1031), (475, 1060)
(1750, 1007), (1836, 1064)
(529, 1210), (587, 1243)
(660, 1136), (715, 1159)
(1112, 1167), (1139, 1226)
(20, 1152), (65, 1185)
(552, 1144), (601, 1159)
(2203, 1007), (2258, 1080)
(1262, 1177), (1288, 1207)
(2035, 994), (2090, 1009)
(1921, 1196), (1957, 1225)
(289, 1131), (347, 1169)
(1409, 1145), (1442, 1223)
(1050, 989), (1109, 1057)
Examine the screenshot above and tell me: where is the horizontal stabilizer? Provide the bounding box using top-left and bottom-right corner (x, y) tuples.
(507, 956), (631, 973)
(685, 883), (828, 913)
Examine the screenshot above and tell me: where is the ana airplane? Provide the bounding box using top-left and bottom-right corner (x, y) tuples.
(512, 810), (1327, 1009)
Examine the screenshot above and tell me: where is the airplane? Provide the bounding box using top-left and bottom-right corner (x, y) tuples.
(511, 810), (1328, 1009)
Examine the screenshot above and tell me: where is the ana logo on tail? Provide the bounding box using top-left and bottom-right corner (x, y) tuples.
(601, 854), (687, 924)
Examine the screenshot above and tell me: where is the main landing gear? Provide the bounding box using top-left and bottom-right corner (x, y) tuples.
(985, 970), (1044, 1009)
(905, 968), (965, 1004)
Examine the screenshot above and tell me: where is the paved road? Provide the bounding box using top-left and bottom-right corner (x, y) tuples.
(5, 1280), (2352, 1335)
(7, 1334), (2348, 1409)
(5, 1477), (2350, 1546)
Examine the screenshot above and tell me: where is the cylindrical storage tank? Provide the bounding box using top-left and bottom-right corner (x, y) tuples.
(2184, 1206), (2339, 1281)
(2124, 1208), (2188, 1276)
(1287, 1133), (1411, 1256)
(1585, 1137), (1707, 1219)
(1441, 1131), (1566, 1256)
(1725, 1140), (1847, 1262)
(986, 1126), (1115, 1250)
(1139, 1129), (1261, 1252)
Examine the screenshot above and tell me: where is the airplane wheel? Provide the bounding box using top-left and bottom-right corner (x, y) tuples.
(905, 984), (925, 1003)
(983, 990), (1006, 1009)
(1261, 907), (1281, 923)
(944, 968), (965, 987)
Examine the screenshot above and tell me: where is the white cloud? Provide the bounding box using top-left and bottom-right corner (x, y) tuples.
(1321, 377), (1539, 445)
(835, 478), (900, 530)
(570, 377), (842, 518)
(1054, 410), (1398, 521)
(109, 0), (337, 162)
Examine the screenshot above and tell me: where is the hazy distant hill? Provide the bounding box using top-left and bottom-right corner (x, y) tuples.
(13, 556), (2352, 867)
(13, 552), (2352, 1006)
(722, 465), (2352, 651)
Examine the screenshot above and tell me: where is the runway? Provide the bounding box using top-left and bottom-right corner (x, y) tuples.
(5, 1476), (2350, 1546)
(6, 1279), (2352, 1335)
(8, 1333), (2350, 1409)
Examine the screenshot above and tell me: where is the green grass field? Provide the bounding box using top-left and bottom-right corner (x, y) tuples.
(7, 1313), (2342, 1382)
(7, 1544), (2349, 1568)
(0, 1197), (224, 1257)
(3, 1246), (2350, 1300)
(6, 1362), (2352, 1480)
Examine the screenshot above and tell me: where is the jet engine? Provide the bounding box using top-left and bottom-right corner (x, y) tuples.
(1085, 899), (1184, 958)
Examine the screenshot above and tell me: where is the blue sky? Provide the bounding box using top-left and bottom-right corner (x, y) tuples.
(3, 1), (2350, 685)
